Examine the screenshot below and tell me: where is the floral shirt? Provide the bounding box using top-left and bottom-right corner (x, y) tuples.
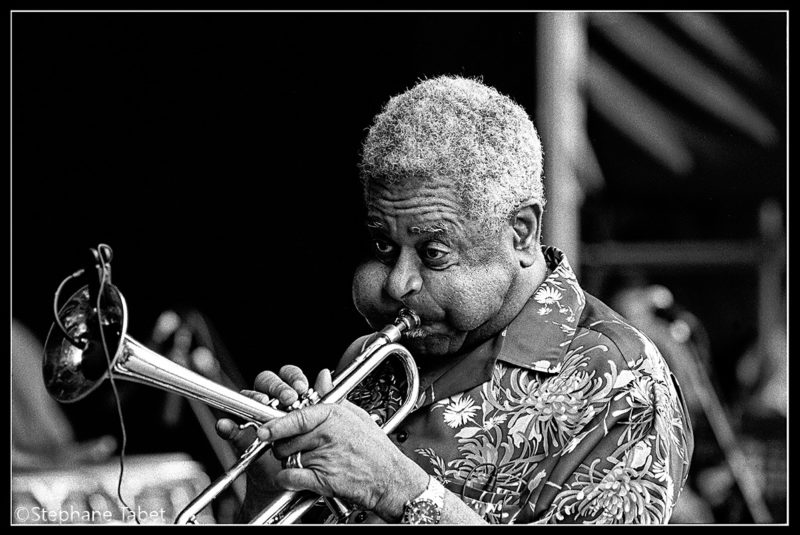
(345, 247), (693, 524)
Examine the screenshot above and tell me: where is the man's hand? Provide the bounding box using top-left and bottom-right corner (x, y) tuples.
(233, 364), (429, 522)
(214, 365), (330, 518)
(214, 398), (283, 520)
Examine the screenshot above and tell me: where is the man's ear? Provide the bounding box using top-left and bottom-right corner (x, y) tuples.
(511, 203), (543, 268)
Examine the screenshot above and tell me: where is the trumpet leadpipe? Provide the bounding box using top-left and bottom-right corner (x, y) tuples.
(116, 337), (285, 423)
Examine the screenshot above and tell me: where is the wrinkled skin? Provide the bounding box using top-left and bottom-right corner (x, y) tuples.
(353, 178), (541, 360)
(217, 177), (545, 522)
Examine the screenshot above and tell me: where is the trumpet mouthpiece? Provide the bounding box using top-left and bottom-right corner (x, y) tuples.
(395, 308), (421, 331)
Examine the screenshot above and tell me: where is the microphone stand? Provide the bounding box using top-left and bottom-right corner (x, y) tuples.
(663, 311), (774, 523)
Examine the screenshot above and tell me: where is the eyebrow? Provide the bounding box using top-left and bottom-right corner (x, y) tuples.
(364, 219), (450, 237)
(409, 225), (446, 235)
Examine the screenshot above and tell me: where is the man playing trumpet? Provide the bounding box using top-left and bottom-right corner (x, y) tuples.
(216, 76), (693, 524)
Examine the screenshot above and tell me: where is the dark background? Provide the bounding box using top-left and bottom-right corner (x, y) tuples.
(12, 12), (542, 380)
(11, 11), (787, 523)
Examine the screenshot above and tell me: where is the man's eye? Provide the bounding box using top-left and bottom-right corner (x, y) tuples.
(423, 248), (446, 260)
(421, 246), (450, 265)
(374, 240), (395, 254)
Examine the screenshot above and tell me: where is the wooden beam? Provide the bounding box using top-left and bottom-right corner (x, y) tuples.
(590, 12), (778, 147)
(581, 240), (765, 268)
(537, 12), (588, 273)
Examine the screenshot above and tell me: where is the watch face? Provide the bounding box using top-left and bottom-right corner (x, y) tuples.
(403, 498), (441, 524)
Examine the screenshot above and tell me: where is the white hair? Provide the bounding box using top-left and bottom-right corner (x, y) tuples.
(359, 75), (545, 228)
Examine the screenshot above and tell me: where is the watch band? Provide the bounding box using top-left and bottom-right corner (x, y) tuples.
(401, 475), (445, 524)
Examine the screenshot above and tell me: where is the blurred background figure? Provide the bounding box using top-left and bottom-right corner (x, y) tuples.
(12, 318), (117, 469)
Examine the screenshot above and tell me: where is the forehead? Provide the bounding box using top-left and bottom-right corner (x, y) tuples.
(364, 179), (467, 234)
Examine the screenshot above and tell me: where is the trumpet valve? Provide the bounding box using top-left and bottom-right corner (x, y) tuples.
(301, 388), (321, 405)
(288, 388), (321, 411)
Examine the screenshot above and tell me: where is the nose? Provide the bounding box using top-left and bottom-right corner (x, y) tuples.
(383, 248), (422, 303)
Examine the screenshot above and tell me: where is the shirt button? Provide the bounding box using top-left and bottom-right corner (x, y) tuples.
(397, 430), (409, 443)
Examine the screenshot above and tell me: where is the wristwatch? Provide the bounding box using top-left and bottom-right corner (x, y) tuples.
(401, 475), (445, 524)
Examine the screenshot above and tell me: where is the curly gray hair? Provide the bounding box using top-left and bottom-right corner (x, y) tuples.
(359, 75), (545, 229)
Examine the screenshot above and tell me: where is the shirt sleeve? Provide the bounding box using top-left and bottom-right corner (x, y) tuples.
(531, 333), (694, 524)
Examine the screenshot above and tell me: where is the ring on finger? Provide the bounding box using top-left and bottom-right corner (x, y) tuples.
(283, 451), (303, 469)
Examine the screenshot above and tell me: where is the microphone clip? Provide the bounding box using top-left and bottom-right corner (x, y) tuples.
(52, 244), (115, 349)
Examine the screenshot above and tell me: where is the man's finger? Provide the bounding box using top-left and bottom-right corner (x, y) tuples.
(216, 418), (239, 439)
(257, 404), (330, 443)
(314, 368), (333, 396)
(216, 418), (257, 451)
(273, 468), (324, 494)
(271, 432), (326, 460)
(254, 370), (298, 407)
(279, 365), (309, 396)
(240, 389), (273, 406)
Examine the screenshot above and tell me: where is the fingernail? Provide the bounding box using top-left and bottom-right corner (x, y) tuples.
(293, 381), (307, 393)
(257, 427), (271, 442)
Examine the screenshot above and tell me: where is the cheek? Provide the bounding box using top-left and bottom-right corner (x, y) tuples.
(433, 264), (515, 331)
(352, 261), (387, 317)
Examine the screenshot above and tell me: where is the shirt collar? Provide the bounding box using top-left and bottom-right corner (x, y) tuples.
(413, 246), (585, 409)
(496, 246), (585, 374)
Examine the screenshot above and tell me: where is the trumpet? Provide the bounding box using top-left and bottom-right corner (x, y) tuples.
(42, 245), (420, 524)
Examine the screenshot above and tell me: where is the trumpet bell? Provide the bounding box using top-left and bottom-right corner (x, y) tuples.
(42, 284), (128, 403)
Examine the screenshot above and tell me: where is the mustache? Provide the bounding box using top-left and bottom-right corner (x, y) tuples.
(378, 307), (439, 326)
(368, 307), (437, 329)
(404, 327), (429, 339)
